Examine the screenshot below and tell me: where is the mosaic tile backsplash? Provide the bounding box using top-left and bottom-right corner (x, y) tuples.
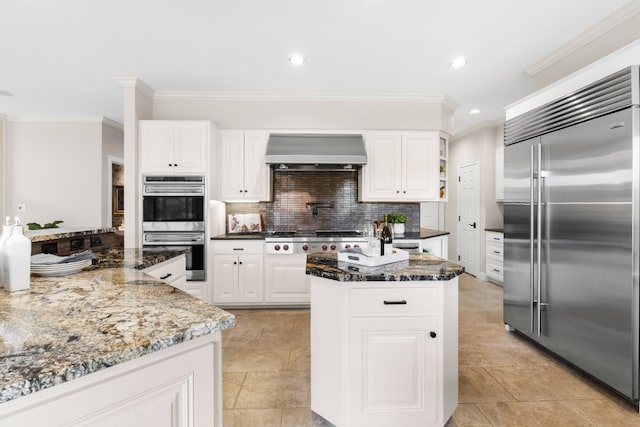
(226, 171), (420, 232)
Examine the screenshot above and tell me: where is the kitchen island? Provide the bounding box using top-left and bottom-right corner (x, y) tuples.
(0, 248), (235, 426)
(306, 252), (464, 427)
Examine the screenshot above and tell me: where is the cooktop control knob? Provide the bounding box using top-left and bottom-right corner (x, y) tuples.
(330, 244), (337, 250)
(344, 244), (351, 249)
(322, 244), (328, 251)
(302, 244), (309, 251)
(274, 245), (281, 251)
(354, 244), (360, 248)
(283, 244), (289, 251)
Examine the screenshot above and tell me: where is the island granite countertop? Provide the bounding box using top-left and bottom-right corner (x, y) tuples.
(306, 252), (465, 282)
(25, 227), (119, 242)
(0, 248), (235, 404)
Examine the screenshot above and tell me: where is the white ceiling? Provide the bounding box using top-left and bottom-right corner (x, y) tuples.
(0, 0), (635, 133)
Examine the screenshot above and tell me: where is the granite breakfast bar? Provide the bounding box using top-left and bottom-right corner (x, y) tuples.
(0, 248), (235, 426)
(307, 252), (464, 427)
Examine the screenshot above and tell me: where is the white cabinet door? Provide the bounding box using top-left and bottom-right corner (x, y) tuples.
(173, 122), (208, 174)
(496, 146), (504, 201)
(349, 316), (439, 426)
(219, 130), (246, 199)
(219, 130), (270, 201)
(360, 132), (403, 201)
(238, 254), (263, 302)
(402, 131), (439, 201)
(243, 131), (270, 200)
(360, 131), (440, 202)
(264, 255), (309, 303)
(140, 121), (208, 175)
(212, 255), (239, 303)
(140, 122), (174, 174)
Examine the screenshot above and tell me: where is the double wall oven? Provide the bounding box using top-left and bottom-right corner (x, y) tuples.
(142, 176), (206, 281)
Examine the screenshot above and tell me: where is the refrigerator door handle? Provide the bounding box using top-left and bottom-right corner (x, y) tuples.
(536, 143), (543, 338)
(530, 145), (536, 334)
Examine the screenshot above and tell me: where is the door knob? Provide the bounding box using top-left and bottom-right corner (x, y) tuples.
(469, 222), (477, 229)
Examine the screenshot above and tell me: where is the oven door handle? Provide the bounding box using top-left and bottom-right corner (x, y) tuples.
(144, 234), (205, 244)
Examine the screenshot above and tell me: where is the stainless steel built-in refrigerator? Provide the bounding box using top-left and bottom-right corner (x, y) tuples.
(503, 66), (639, 405)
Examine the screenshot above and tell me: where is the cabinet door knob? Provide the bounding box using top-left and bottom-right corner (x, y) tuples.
(430, 331), (437, 338)
(244, 189), (248, 193)
(233, 261), (237, 265)
(239, 261), (243, 265)
(396, 190), (400, 194)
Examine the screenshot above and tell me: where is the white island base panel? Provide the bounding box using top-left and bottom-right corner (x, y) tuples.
(0, 332), (223, 427)
(310, 276), (458, 427)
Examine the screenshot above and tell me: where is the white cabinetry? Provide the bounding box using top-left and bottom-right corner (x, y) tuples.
(496, 146), (504, 201)
(485, 231), (503, 284)
(264, 254), (310, 304)
(140, 121), (209, 175)
(393, 234), (449, 259)
(219, 130), (270, 201)
(143, 254), (208, 301)
(310, 278), (458, 427)
(211, 240), (264, 304)
(360, 131), (440, 201)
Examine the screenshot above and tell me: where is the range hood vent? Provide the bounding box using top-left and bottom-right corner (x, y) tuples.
(265, 133), (367, 171)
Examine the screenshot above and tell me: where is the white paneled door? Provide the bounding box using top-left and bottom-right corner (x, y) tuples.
(457, 161), (480, 276)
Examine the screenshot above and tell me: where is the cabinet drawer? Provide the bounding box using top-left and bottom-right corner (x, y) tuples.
(486, 259), (503, 279)
(486, 231), (503, 244)
(212, 240), (264, 254)
(144, 256), (186, 284)
(350, 287), (441, 316)
(486, 242), (503, 261)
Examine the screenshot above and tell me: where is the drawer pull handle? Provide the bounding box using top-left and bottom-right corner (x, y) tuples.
(233, 248), (244, 251)
(430, 331), (437, 338)
(383, 300), (407, 305)
(160, 273), (172, 280)
(493, 250), (501, 254)
(493, 237), (500, 240)
(492, 268), (501, 273)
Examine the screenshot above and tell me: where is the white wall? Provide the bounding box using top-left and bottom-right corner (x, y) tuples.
(6, 120), (104, 227)
(446, 123), (503, 276)
(0, 116), (4, 219)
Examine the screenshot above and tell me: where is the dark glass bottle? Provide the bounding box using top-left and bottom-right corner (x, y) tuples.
(380, 214), (393, 256)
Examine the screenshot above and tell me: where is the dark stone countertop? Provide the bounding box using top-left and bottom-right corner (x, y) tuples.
(485, 228), (504, 233)
(0, 248), (235, 404)
(393, 227), (450, 240)
(306, 252), (464, 282)
(25, 227), (119, 242)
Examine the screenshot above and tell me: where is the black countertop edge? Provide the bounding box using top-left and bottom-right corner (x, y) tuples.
(485, 228), (504, 233)
(306, 252), (464, 282)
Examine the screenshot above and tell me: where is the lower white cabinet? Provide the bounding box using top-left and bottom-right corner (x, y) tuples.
(264, 254), (310, 303)
(211, 240), (264, 305)
(0, 334), (223, 427)
(393, 235), (449, 259)
(211, 240), (310, 307)
(310, 278), (458, 426)
(485, 231), (504, 284)
(144, 254), (208, 301)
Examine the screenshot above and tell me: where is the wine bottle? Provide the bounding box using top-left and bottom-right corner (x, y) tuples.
(380, 215), (393, 256)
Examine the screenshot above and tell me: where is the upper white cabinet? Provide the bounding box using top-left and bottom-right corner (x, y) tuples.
(140, 121), (209, 175)
(219, 130), (271, 201)
(360, 131), (440, 202)
(496, 146), (504, 201)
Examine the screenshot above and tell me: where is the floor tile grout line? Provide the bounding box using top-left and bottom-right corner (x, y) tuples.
(231, 371), (248, 410)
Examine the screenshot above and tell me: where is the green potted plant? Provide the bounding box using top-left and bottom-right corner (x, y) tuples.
(387, 213), (407, 235)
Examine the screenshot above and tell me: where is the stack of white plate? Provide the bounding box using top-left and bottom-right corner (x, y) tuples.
(31, 259), (92, 277)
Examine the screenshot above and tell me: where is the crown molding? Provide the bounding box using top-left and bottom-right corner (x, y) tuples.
(153, 90), (451, 104)
(452, 119), (504, 141)
(114, 77), (155, 98)
(525, 1), (640, 76)
(6, 115), (123, 130)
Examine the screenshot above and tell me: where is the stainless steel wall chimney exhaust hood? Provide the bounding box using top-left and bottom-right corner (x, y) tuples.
(265, 133), (367, 171)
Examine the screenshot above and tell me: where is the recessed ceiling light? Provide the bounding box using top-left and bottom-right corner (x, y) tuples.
(449, 57), (467, 69)
(469, 108), (481, 114)
(0, 90), (14, 96)
(289, 54), (305, 66)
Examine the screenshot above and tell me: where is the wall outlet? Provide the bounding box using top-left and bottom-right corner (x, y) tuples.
(17, 204), (26, 212)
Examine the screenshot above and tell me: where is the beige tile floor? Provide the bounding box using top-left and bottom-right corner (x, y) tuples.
(221, 273), (640, 426)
